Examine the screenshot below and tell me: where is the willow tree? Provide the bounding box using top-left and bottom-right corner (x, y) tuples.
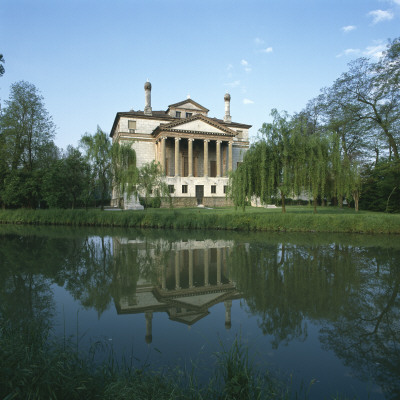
(230, 109), (304, 213)
(258, 109), (306, 212)
(304, 134), (330, 213)
(111, 141), (138, 206)
(80, 127), (112, 210)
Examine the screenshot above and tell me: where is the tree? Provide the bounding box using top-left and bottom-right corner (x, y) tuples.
(110, 141), (138, 207)
(137, 161), (170, 208)
(42, 146), (91, 209)
(327, 38), (400, 161)
(80, 127), (112, 210)
(0, 81), (56, 208)
(0, 54), (4, 77)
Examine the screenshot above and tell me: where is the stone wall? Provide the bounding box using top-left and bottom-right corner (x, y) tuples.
(161, 196), (233, 208)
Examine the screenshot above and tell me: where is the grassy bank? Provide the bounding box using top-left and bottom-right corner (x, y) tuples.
(0, 206), (399, 234)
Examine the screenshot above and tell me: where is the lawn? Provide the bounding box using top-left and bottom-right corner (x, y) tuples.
(0, 206), (399, 234)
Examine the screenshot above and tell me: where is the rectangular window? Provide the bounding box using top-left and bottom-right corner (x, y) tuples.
(186, 112), (192, 118)
(211, 185), (216, 194)
(224, 185), (227, 194)
(176, 111), (181, 118)
(182, 185), (188, 194)
(128, 120), (136, 133)
(168, 185), (175, 194)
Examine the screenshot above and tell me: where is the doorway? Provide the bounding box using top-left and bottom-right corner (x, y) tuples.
(195, 185), (204, 205)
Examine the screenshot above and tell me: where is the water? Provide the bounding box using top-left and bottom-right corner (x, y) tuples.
(1, 225), (399, 399)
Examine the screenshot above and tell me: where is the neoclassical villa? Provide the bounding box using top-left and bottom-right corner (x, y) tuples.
(110, 82), (251, 208)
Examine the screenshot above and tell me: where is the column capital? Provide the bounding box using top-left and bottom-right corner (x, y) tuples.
(188, 137), (194, 142)
(216, 139), (222, 144)
(203, 139), (210, 143)
(175, 137), (181, 141)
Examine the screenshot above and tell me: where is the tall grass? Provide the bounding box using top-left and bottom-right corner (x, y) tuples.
(0, 207), (399, 233)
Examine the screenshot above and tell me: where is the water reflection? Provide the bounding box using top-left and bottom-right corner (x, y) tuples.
(0, 226), (399, 399)
(112, 238), (241, 343)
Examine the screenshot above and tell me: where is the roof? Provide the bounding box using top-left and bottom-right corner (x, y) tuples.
(152, 113), (237, 137)
(109, 100), (252, 138)
(167, 98), (209, 112)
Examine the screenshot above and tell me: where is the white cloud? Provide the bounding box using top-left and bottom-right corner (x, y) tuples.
(336, 41), (386, 59)
(243, 98), (254, 105)
(227, 63), (234, 71)
(254, 37), (264, 45)
(367, 9), (394, 24)
(225, 80), (241, 88)
(392, 0), (400, 5)
(261, 47), (273, 53)
(336, 48), (361, 58)
(341, 25), (356, 33)
(363, 43), (386, 59)
(241, 59), (252, 73)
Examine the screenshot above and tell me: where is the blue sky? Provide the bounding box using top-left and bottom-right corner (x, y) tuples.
(1, 0), (399, 151)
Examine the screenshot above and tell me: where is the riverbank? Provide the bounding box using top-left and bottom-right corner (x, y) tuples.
(0, 207), (399, 234)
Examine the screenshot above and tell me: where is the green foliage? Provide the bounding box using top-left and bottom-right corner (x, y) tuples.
(137, 161), (171, 209)
(0, 53), (4, 77)
(0, 81), (57, 208)
(111, 141), (138, 204)
(360, 159), (400, 213)
(80, 127), (113, 210)
(42, 146), (91, 209)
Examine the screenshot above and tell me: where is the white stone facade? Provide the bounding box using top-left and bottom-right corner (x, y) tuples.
(110, 83), (251, 208)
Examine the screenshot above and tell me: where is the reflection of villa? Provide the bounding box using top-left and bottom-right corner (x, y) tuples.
(113, 238), (241, 343)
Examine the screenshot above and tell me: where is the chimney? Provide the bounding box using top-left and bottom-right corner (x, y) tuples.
(224, 93), (231, 123)
(144, 81), (152, 115)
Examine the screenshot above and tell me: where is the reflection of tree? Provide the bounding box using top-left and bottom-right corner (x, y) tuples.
(56, 236), (114, 316)
(0, 234), (56, 340)
(319, 248), (400, 399)
(229, 240), (363, 348)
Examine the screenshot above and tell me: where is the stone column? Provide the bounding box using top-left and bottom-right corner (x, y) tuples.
(161, 263), (166, 290)
(228, 141), (233, 172)
(174, 138), (180, 177)
(175, 251), (180, 289)
(188, 138), (193, 177)
(217, 247), (222, 285)
(203, 139), (209, 177)
(204, 248), (209, 286)
(145, 311), (153, 343)
(224, 300), (232, 330)
(216, 140), (221, 177)
(161, 137), (166, 173)
(189, 249), (194, 288)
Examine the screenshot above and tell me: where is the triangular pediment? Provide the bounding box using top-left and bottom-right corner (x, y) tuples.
(168, 99), (209, 112)
(153, 114), (236, 136)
